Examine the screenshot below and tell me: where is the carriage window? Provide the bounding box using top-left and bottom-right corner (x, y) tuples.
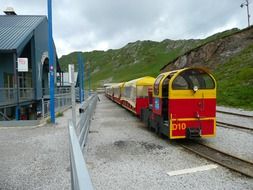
(172, 69), (215, 90)
(137, 86), (150, 97)
(154, 75), (164, 95)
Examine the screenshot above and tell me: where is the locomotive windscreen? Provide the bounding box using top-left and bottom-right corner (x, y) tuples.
(172, 69), (215, 90)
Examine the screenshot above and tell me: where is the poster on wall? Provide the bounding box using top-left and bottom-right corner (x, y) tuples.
(17, 58), (28, 72)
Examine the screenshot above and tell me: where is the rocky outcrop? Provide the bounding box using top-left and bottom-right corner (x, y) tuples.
(160, 27), (253, 72)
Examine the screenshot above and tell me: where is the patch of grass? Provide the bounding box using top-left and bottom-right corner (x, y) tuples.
(46, 118), (51, 124)
(214, 44), (253, 110)
(56, 112), (64, 117)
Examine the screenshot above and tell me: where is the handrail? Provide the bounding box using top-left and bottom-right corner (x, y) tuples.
(68, 93), (98, 190)
(0, 88), (34, 105)
(69, 120), (93, 190)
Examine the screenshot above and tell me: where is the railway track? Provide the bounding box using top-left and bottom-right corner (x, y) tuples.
(216, 110), (253, 118)
(216, 109), (253, 132)
(216, 121), (253, 132)
(180, 141), (253, 178)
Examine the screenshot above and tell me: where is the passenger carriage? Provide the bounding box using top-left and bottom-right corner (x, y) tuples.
(112, 83), (125, 105)
(105, 86), (113, 100)
(121, 76), (155, 116)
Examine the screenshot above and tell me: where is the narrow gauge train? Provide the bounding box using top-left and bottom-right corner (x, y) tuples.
(105, 67), (216, 139)
(106, 77), (155, 116)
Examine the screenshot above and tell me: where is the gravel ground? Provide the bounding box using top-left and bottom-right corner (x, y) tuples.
(0, 108), (74, 190)
(201, 107), (253, 162)
(217, 112), (253, 129)
(198, 127), (253, 162)
(86, 95), (253, 190)
(217, 106), (253, 117)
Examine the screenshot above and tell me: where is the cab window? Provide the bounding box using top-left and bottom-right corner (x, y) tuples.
(153, 75), (164, 95)
(172, 69), (215, 90)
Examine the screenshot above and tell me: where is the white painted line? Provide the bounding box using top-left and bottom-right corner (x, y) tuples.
(167, 164), (218, 176)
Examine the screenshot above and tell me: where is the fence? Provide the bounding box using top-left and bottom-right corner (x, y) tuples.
(41, 94), (72, 119)
(42, 87), (71, 96)
(68, 94), (98, 190)
(0, 88), (34, 106)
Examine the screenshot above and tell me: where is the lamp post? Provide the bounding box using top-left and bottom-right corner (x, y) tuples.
(48, 0), (55, 123)
(241, 0), (251, 27)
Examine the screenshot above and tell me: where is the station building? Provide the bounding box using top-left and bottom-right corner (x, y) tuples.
(0, 10), (63, 120)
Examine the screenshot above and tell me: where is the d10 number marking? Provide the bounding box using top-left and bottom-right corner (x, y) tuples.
(172, 123), (186, 130)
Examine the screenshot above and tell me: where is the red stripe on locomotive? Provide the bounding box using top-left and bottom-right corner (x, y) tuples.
(169, 99), (216, 118)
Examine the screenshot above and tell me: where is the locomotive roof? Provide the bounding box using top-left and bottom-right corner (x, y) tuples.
(159, 67), (212, 77)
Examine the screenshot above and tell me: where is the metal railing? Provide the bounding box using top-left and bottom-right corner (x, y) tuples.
(0, 88), (34, 106)
(42, 87), (71, 96)
(19, 88), (34, 101)
(0, 111), (11, 121)
(68, 94), (98, 190)
(41, 94), (72, 119)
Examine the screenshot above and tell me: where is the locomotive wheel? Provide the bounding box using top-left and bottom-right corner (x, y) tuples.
(147, 118), (151, 130)
(155, 122), (162, 137)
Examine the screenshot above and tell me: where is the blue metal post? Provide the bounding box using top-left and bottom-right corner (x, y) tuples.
(48, 0), (55, 123)
(82, 57), (85, 100)
(88, 63), (91, 96)
(78, 53), (84, 103)
(78, 53), (81, 102)
(15, 107), (20, 120)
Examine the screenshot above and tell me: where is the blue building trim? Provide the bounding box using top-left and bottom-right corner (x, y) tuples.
(0, 14), (60, 121)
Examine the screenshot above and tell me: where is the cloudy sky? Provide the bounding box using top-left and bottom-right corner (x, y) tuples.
(0, 0), (251, 57)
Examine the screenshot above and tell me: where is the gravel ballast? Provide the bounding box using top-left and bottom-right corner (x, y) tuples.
(86, 95), (253, 190)
(217, 112), (253, 129)
(199, 127), (253, 162)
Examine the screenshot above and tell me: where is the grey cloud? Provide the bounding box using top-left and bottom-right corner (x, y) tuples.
(0, 0), (250, 56)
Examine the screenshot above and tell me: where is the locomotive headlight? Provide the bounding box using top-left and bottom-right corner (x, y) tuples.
(193, 86), (198, 93)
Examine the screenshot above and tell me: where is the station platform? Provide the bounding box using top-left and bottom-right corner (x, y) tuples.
(85, 95), (253, 190)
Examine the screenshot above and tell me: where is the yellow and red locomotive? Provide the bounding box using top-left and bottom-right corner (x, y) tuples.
(105, 67), (216, 139)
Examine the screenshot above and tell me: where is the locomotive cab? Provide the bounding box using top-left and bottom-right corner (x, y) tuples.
(150, 72), (175, 135)
(146, 67), (216, 139)
(170, 68), (216, 139)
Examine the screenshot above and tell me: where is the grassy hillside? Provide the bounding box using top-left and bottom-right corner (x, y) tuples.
(59, 28), (253, 110)
(214, 43), (253, 110)
(60, 39), (202, 87)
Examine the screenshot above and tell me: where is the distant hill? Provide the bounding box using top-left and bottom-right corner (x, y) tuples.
(59, 27), (253, 110)
(59, 39), (202, 83)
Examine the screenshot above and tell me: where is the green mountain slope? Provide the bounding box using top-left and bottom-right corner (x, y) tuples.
(59, 28), (253, 110)
(60, 39), (202, 85)
(214, 44), (253, 110)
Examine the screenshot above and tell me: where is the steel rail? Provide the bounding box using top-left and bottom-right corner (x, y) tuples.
(216, 121), (253, 132)
(217, 110), (253, 118)
(180, 141), (253, 178)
